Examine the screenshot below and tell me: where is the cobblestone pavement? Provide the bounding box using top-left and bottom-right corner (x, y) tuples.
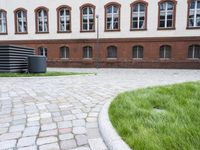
(0, 68), (200, 150)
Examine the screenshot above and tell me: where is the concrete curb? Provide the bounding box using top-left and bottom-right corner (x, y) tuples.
(99, 98), (132, 150)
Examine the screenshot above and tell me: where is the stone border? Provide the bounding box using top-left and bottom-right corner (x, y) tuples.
(99, 98), (132, 150)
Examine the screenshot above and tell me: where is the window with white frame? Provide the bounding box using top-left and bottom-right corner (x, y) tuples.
(160, 45), (171, 59)
(133, 46), (144, 59)
(0, 10), (7, 34)
(82, 6), (95, 31)
(188, 45), (200, 59)
(159, 1), (175, 28)
(58, 7), (71, 32)
(37, 9), (48, 32)
(60, 47), (69, 58)
(39, 47), (48, 57)
(16, 10), (27, 33)
(83, 46), (93, 58)
(107, 46), (117, 58)
(188, 0), (200, 27)
(106, 5), (120, 30)
(131, 3), (146, 29)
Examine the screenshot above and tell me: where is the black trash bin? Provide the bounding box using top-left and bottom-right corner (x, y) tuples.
(28, 55), (47, 73)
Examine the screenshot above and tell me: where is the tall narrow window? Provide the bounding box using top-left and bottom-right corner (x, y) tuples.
(60, 46), (69, 58)
(0, 10), (7, 34)
(188, 45), (200, 59)
(35, 7), (49, 33)
(158, 0), (176, 29)
(80, 4), (95, 32)
(107, 46), (117, 58)
(131, 1), (148, 30)
(39, 47), (48, 57)
(57, 6), (71, 33)
(105, 2), (121, 31)
(132, 46), (144, 59)
(160, 45), (171, 59)
(14, 9), (27, 34)
(188, 0), (200, 28)
(83, 46), (93, 58)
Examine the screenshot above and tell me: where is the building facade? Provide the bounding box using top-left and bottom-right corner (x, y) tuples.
(0, 0), (200, 68)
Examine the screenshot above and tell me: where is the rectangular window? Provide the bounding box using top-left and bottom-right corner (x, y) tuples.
(0, 11), (6, 34)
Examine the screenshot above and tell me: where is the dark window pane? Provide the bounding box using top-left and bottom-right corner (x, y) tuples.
(167, 20), (172, 27)
(133, 46), (143, 58)
(107, 46), (117, 58)
(160, 21), (165, 27)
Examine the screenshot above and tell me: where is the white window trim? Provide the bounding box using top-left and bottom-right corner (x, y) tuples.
(160, 2), (173, 28)
(38, 10), (47, 32)
(190, 0), (200, 27)
(0, 11), (6, 33)
(107, 6), (119, 30)
(60, 8), (70, 32)
(17, 11), (26, 33)
(132, 3), (145, 29)
(82, 7), (94, 31)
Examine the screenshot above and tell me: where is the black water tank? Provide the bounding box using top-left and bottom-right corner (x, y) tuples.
(28, 55), (47, 73)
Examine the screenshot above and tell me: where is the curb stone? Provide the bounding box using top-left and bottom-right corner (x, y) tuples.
(99, 98), (132, 150)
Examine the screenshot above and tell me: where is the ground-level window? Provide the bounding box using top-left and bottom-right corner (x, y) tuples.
(0, 10), (7, 34)
(60, 46), (69, 58)
(107, 46), (117, 58)
(188, 45), (200, 59)
(160, 45), (171, 59)
(83, 46), (93, 58)
(39, 47), (48, 57)
(132, 46), (143, 59)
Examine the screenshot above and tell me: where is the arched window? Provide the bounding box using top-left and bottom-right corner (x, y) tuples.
(107, 46), (117, 58)
(60, 46), (69, 58)
(39, 47), (48, 57)
(14, 8), (27, 34)
(132, 46), (144, 59)
(35, 7), (49, 33)
(80, 4), (95, 32)
(57, 6), (71, 32)
(131, 1), (148, 30)
(83, 46), (93, 58)
(158, 0), (176, 29)
(0, 9), (7, 34)
(188, 45), (200, 59)
(188, 0), (200, 28)
(105, 2), (121, 31)
(160, 45), (171, 58)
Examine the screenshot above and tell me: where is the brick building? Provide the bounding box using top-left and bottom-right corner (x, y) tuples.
(0, 0), (200, 68)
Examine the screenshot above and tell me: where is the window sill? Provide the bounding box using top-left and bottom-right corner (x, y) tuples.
(157, 27), (175, 30)
(57, 31), (71, 33)
(0, 33), (8, 35)
(133, 58), (143, 60)
(35, 31), (49, 34)
(159, 58), (171, 61)
(130, 28), (147, 31)
(82, 58), (93, 60)
(105, 29), (120, 32)
(15, 32), (28, 35)
(107, 58), (117, 60)
(61, 58), (70, 60)
(80, 30), (95, 33)
(186, 27), (200, 30)
(187, 58), (200, 60)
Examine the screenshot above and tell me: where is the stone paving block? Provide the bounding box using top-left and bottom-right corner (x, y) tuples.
(69, 146), (91, 150)
(72, 119), (86, 127)
(17, 136), (36, 147)
(76, 113), (87, 119)
(59, 128), (72, 134)
(63, 114), (76, 121)
(0, 132), (21, 140)
(86, 123), (98, 128)
(75, 135), (88, 146)
(39, 142), (60, 150)
(59, 133), (74, 140)
(0, 140), (17, 150)
(58, 121), (72, 129)
(39, 129), (58, 137)
(87, 128), (101, 139)
(73, 127), (87, 135)
(88, 138), (107, 150)
(86, 117), (97, 123)
(60, 139), (77, 150)
(41, 123), (57, 131)
(9, 125), (25, 132)
(18, 146), (37, 150)
(0, 127), (8, 134)
(23, 126), (40, 137)
(37, 136), (58, 145)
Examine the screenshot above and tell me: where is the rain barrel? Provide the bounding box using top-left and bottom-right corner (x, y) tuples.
(28, 55), (47, 73)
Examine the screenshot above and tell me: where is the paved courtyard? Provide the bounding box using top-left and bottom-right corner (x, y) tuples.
(0, 68), (200, 150)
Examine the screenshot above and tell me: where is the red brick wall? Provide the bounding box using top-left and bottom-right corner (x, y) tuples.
(0, 37), (199, 69)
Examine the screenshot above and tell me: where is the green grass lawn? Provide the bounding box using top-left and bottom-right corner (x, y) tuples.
(0, 72), (93, 77)
(109, 82), (200, 150)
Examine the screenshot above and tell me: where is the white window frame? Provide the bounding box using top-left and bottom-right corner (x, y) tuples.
(160, 46), (171, 59)
(189, 45), (200, 59)
(106, 5), (119, 30)
(0, 11), (6, 33)
(17, 11), (26, 33)
(160, 2), (174, 28)
(38, 10), (48, 32)
(189, 0), (200, 27)
(132, 3), (145, 29)
(59, 8), (70, 32)
(82, 7), (94, 31)
(133, 46), (143, 59)
(39, 47), (47, 57)
(60, 47), (69, 59)
(83, 46), (92, 59)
